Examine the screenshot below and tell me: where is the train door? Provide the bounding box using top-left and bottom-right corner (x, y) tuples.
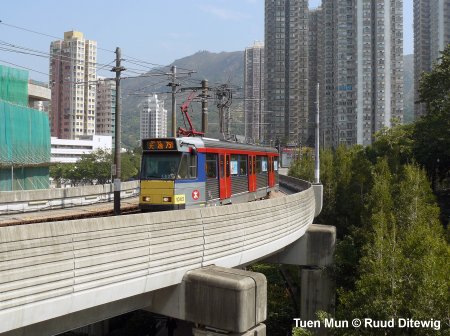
(268, 156), (275, 187)
(219, 154), (231, 199)
(248, 155), (256, 192)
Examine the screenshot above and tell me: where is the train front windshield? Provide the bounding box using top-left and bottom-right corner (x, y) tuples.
(141, 152), (182, 179)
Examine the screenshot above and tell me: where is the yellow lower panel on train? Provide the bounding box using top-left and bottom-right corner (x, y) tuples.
(140, 180), (175, 205)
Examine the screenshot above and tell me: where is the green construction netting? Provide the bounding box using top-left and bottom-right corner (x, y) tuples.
(0, 101), (51, 165)
(0, 65), (28, 106)
(0, 166), (49, 191)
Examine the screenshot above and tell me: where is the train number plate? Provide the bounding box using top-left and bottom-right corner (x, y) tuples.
(174, 194), (186, 204)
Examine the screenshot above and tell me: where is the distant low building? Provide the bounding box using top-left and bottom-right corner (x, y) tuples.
(51, 135), (112, 163)
(28, 80), (51, 112)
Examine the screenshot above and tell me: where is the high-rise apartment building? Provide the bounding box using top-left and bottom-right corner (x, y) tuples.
(244, 42), (265, 143)
(265, 0), (309, 145)
(319, 0), (403, 147)
(49, 31), (97, 139)
(140, 94), (167, 139)
(96, 78), (116, 144)
(414, 0), (450, 118)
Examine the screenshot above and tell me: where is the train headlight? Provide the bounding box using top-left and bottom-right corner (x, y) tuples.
(163, 196), (172, 202)
(142, 196), (151, 202)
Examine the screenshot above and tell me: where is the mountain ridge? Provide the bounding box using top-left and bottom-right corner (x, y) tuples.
(121, 50), (244, 148)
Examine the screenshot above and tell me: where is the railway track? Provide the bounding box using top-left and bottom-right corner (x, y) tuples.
(0, 186), (291, 227)
(0, 198), (139, 227)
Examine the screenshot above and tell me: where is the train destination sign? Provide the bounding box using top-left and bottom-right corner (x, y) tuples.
(143, 139), (177, 151)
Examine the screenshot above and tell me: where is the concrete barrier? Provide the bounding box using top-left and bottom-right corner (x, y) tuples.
(0, 181), (139, 214)
(0, 176), (319, 334)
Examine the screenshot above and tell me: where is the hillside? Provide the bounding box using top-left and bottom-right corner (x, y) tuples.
(121, 51), (244, 148)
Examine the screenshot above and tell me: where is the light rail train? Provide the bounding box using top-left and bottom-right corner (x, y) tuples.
(139, 137), (279, 211)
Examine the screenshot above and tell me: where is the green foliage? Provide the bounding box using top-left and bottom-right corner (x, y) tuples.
(249, 263), (296, 336)
(290, 146), (372, 238)
(336, 164), (450, 335)
(49, 149), (141, 186)
(368, 124), (415, 173)
(418, 44), (450, 114)
(288, 148), (314, 181)
(415, 44), (450, 187)
(289, 116), (449, 335)
(413, 112), (450, 188)
(292, 327), (313, 336)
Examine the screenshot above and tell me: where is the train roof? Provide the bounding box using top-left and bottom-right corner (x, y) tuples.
(179, 137), (278, 154)
(141, 137), (279, 154)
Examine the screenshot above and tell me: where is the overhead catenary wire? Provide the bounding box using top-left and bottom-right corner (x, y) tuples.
(0, 20), (244, 126)
(0, 21), (229, 95)
(0, 59), (49, 76)
(0, 20), (195, 75)
(0, 40), (118, 71)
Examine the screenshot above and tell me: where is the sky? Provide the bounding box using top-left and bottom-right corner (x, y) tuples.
(0, 0), (414, 82)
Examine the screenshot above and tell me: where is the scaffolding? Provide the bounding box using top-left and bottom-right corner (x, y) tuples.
(0, 65), (28, 105)
(0, 65), (51, 191)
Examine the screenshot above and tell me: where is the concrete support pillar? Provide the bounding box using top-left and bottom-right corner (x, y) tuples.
(264, 224), (336, 334)
(184, 266), (267, 334)
(301, 269), (334, 321)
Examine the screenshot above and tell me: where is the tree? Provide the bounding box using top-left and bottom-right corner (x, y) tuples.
(368, 124), (415, 174)
(249, 263), (296, 336)
(414, 44), (450, 188)
(120, 150), (140, 181)
(75, 149), (112, 185)
(50, 163), (73, 188)
(337, 163), (450, 335)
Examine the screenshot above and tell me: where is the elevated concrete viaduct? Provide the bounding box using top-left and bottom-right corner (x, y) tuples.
(0, 176), (333, 336)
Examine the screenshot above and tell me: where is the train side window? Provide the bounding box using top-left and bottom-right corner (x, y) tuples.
(206, 154), (217, 178)
(226, 155), (230, 177)
(274, 159), (278, 171)
(178, 154), (189, 179)
(262, 157), (268, 172)
(189, 153), (197, 178)
(231, 155), (239, 176)
(256, 156), (262, 174)
(239, 155), (247, 176)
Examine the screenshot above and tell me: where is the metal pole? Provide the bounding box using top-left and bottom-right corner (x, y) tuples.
(11, 165), (13, 191)
(314, 83), (320, 184)
(112, 47), (125, 215)
(201, 79), (208, 135)
(171, 66), (177, 137)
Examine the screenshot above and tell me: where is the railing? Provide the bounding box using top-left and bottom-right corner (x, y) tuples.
(0, 181), (139, 214)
